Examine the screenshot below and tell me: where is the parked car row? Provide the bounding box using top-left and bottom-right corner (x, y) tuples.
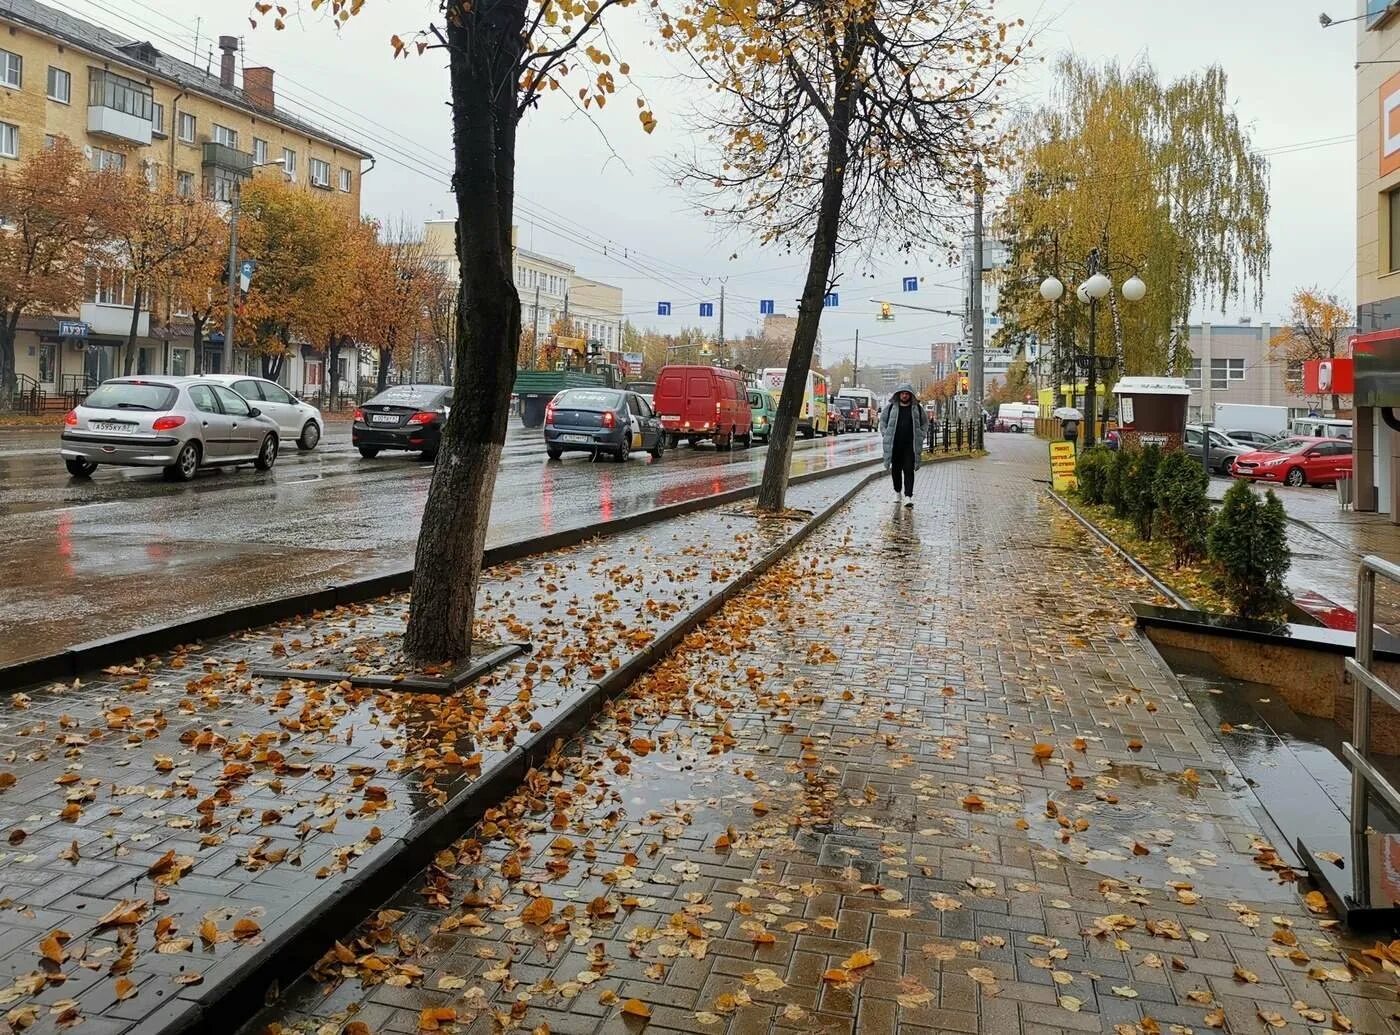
(60, 375), (452, 480)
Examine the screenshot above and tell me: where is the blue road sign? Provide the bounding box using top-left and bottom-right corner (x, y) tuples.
(699, 302), (714, 317)
(657, 302), (672, 316)
(823, 293), (839, 307)
(903, 276), (918, 292)
(759, 299), (775, 315)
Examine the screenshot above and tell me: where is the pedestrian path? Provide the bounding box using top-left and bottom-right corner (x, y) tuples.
(252, 437), (1400, 1035)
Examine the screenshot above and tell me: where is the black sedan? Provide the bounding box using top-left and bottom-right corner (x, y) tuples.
(545, 388), (663, 461)
(353, 384), (452, 460)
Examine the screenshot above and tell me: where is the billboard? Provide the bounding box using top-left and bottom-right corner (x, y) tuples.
(1351, 331), (1400, 407)
(1302, 357), (1354, 396)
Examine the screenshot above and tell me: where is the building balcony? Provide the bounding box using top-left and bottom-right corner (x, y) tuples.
(86, 105), (152, 147)
(80, 302), (148, 338)
(201, 142), (253, 178)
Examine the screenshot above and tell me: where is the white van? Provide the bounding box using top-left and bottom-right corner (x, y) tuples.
(1290, 416), (1352, 440)
(996, 402), (1037, 432)
(835, 387), (878, 431)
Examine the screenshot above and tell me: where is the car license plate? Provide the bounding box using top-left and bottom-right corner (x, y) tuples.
(91, 421), (134, 434)
(660, 415), (679, 422)
(371, 414), (399, 425)
(558, 433), (590, 444)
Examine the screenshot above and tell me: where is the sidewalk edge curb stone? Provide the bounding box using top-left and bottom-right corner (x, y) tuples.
(161, 465), (884, 1035)
(1046, 489), (1196, 611)
(3, 457), (880, 690)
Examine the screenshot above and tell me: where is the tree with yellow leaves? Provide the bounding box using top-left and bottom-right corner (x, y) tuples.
(267, 0), (655, 661)
(666, 0), (1024, 510)
(1271, 287), (1352, 413)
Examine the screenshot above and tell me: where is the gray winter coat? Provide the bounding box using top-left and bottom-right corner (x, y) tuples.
(879, 382), (929, 471)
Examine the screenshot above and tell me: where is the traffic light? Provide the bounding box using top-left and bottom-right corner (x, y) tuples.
(878, 302), (894, 322)
(959, 375), (969, 393)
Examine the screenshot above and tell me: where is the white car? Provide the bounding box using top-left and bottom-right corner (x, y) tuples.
(202, 374), (324, 450)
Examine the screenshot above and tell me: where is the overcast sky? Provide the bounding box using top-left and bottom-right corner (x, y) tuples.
(87, 0), (1357, 369)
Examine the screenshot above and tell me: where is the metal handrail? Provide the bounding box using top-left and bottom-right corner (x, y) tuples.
(1343, 555), (1400, 901)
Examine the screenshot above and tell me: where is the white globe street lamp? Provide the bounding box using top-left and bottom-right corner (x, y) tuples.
(1121, 275), (1147, 302)
(1075, 284), (1089, 305)
(1039, 276), (1064, 302)
(1083, 273), (1112, 300)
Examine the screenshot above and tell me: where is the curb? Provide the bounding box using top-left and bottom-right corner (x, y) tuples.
(163, 465), (886, 1035)
(1045, 490), (1196, 611)
(2, 457), (880, 690)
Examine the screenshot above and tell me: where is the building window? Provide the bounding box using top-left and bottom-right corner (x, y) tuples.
(253, 138), (267, 164)
(170, 349), (189, 376)
(212, 124), (238, 148)
(176, 170), (194, 196)
(338, 166), (351, 192)
(89, 267), (132, 307)
(1389, 188), (1400, 274)
(90, 146), (125, 172)
(309, 157), (330, 188)
(205, 171), (238, 203)
(47, 66), (69, 103)
(44, 133), (60, 150)
(0, 50), (21, 90)
(150, 101), (165, 136)
(1185, 358), (1202, 389)
(89, 69), (152, 120)
(281, 147), (297, 175)
(177, 111), (195, 143)
(1209, 358), (1244, 390)
(1286, 359), (1303, 391)
(0, 122), (17, 159)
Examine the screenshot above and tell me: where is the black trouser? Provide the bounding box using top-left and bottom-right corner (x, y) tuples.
(890, 449), (915, 496)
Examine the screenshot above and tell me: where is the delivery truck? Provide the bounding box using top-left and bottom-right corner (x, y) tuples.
(1212, 403), (1288, 438)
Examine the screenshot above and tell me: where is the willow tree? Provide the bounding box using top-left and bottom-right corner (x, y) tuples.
(270, 0), (654, 662)
(995, 57), (1271, 381)
(667, 0), (1023, 511)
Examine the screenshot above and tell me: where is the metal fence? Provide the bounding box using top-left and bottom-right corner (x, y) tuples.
(1342, 556), (1400, 891)
(926, 417), (984, 454)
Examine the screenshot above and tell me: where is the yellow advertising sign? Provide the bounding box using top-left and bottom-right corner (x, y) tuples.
(1049, 440), (1077, 492)
(555, 336), (586, 353)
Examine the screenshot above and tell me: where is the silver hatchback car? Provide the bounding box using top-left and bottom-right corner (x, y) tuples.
(60, 376), (281, 481)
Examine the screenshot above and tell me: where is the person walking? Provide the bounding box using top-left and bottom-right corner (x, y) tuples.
(880, 382), (928, 508)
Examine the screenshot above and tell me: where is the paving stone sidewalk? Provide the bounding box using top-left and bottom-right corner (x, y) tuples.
(246, 437), (1400, 1035)
(0, 467), (872, 1035)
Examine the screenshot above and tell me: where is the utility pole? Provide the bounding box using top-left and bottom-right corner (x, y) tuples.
(532, 284), (541, 368)
(222, 188), (240, 375)
(718, 282), (726, 359)
(969, 163), (985, 425)
(853, 329), (859, 388)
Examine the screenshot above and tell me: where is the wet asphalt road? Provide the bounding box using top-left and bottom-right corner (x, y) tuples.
(0, 421), (880, 666)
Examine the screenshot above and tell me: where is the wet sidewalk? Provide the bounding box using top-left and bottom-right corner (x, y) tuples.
(250, 436), (1400, 1035)
(0, 466), (874, 1035)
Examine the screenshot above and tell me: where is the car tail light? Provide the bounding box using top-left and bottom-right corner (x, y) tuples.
(602, 411), (616, 429)
(353, 408), (364, 422)
(64, 410), (77, 426)
(545, 403), (556, 424)
(152, 415), (186, 431)
(406, 411), (436, 425)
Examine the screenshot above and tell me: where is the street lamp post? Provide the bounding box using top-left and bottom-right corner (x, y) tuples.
(222, 157), (285, 375)
(1038, 253), (1146, 447)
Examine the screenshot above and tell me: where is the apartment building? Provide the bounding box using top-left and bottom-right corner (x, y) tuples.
(423, 221), (624, 366)
(5, 0), (370, 398)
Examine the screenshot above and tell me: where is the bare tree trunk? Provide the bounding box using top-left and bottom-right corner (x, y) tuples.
(756, 46), (858, 513)
(327, 332), (341, 410)
(403, 0), (525, 662)
(0, 306), (18, 410)
(122, 285), (145, 376)
(377, 346), (391, 392)
(1106, 282), (1126, 375)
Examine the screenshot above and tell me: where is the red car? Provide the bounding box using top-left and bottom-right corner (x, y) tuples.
(1231, 436), (1352, 487)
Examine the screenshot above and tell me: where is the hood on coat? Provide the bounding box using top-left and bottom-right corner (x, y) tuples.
(891, 382), (919, 403)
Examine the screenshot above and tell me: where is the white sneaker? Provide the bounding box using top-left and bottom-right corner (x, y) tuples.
(894, 490), (903, 503)
(904, 498), (914, 509)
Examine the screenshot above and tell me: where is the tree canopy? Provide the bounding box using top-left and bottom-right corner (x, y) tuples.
(994, 57), (1271, 379)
